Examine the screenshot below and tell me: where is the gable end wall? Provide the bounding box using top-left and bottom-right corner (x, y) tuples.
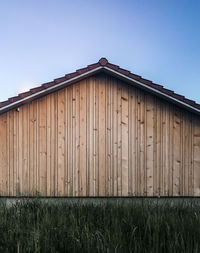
(0, 73), (200, 197)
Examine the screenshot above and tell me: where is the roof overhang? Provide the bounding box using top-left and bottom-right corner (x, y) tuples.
(103, 67), (200, 115)
(0, 64), (200, 115)
(0, 66), (102, 114)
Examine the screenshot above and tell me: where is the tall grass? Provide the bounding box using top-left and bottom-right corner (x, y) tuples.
(0, 198), (200, 252)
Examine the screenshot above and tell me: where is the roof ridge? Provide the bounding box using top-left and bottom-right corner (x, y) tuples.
(0, 57), (199, 113)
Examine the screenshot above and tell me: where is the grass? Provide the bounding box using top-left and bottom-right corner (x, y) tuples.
(0, 199), (200, 252)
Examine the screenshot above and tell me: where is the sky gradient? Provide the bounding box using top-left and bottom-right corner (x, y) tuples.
(0, 0), (200, 103)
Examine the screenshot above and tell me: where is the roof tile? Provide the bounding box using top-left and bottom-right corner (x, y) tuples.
(54, 76), (67, 84)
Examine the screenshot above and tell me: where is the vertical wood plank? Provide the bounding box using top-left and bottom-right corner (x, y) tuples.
(112, 79), (118, 196)
(98, 75), (106, 196)
(39, 97), (47, 195)
(9, 111), (14, 196)
(121, 84), (129, 196)
(129, 87), (137, 195)
(173, 107), (181, 196)
(0, 114), (7, 195)
(165, 103), (170, 196)
(162, 103), (167, 196)
(153, 97), (157, 196)
(190, 116), (194, 195)
(46, 96), (51, 196)
(168, 104), (173, 196)
(88, 78), (94, 196)
(33, 100), (39, 195)
(74, 84), (80, 196)
(105, 76), (112, 196)
(72, 85), (77, 196)
(94, 76), (99, 196)
(146, 94), (154, 196)
(80, 80), (87, 196)
(109, 78), (113, 195)
(6, 112), (10, 196)
(139, 92), (145, 195)
(156, 99), (161, 195)
(193, 117), (200, 196)
(50, 94), (55, 195)
(183, 112), (189, 195)
(64, 88), (68, 195)
(67, 87), (74, 195)
(22, 105), (29, 195)
(13, 110), (18, 196)
(18, 108), (23, 195)
(117, 82), (122, 196)
(57, 90), (65, 195)
(179, 110), (184, 195)
(29, 102), (34, 195)
(86, 79), (90, 196)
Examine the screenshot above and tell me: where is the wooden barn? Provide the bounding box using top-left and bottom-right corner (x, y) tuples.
(0, 58), (200, 197)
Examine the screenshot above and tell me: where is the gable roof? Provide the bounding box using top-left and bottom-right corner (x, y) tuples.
(0, 57), (200, 115)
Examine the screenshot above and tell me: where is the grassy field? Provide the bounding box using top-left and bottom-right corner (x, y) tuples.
(0, 198), (200, 252)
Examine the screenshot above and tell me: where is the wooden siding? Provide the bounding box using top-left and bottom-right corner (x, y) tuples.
(0, 73), (200, 196)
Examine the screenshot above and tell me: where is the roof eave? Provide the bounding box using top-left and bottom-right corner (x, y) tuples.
(0, 66), (103, 114)
(0, 65), (199, 115)
(103, 67), (200, 115)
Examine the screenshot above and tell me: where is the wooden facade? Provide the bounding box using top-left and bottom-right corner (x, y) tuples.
(0, 72), (200, 197)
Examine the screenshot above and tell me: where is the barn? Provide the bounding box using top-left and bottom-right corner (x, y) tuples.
(0, 57), (199, 197)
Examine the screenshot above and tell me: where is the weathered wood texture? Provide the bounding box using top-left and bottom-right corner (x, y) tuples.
(0, 73), (200, 196)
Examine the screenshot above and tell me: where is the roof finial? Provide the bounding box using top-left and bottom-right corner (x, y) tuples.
(98, 57), (108, 66)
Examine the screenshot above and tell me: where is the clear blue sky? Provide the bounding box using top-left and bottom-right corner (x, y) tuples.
(0, 0), (200, 103)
